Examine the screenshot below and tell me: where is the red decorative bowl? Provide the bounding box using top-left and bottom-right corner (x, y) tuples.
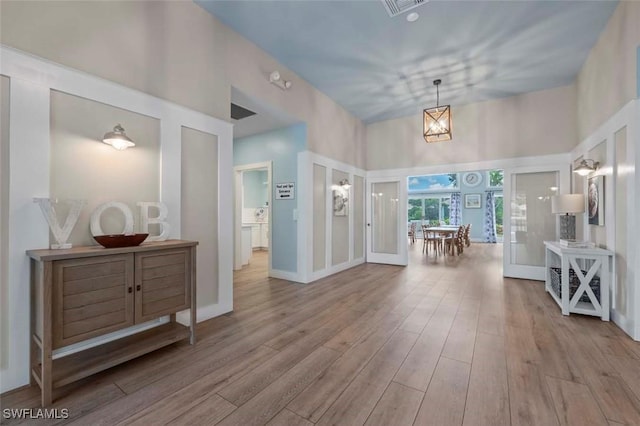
(93, 233), (149, 248)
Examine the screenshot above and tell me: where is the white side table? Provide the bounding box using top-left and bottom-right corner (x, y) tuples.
(544, 241), (614, 321)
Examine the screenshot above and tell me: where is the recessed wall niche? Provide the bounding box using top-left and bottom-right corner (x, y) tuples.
(50, 90), (160, 246)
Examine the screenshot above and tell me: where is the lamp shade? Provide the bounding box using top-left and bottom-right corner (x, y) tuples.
(551, 194), (585, 214)
(103, 124), (135, 151)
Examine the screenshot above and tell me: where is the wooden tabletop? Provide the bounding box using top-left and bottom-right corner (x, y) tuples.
(27, 239), (198, 261)
(426, 227), (459, 234)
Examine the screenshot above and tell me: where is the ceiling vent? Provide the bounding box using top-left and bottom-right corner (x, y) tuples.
(231, 103), (257, 120)
(381, 0), (426, 17)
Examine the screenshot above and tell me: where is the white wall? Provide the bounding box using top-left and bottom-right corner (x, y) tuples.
(312, 164), (326, 272)
(181, 127), (220, 308)
(576, 0), (640, 140)
(301, 152), (366, 283)
(331, 169), (350, 266)
(571, 100), (637, 339)
(572, 0), (640, 340)
(0, 75), (10, 373)
(0, 48), (233, 392)
(50, 91), (161, 246)
(0, 0), (366, 169)
(366, 85), (577, 170)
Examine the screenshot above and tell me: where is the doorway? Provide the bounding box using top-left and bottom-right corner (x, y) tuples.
(404, 170), (505, 264)
(234, 162), (272, 276)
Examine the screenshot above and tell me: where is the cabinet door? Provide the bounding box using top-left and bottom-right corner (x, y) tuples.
(53, 254), (134, 349)
(261, 224), (269, 247)
(251, 225), (260, 248)
(134, 248), (191, 323)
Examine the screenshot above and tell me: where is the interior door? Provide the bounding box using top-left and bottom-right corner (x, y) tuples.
(366, 177), (407, 265)
(503, 165), (569, 280)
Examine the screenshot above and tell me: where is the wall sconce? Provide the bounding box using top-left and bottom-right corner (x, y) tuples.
(269, 71), (292, 90)
(573, 159), (599, 176)
(102, 124), (135, 151)
(339, 178), (351, 189)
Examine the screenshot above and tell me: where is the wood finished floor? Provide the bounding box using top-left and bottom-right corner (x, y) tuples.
(3, 244), (640, 426)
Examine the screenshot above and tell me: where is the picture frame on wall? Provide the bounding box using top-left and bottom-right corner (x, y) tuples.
(465, 194), (481, 209)
(333, 189), (348, 216)
(588, 175), (604, 226)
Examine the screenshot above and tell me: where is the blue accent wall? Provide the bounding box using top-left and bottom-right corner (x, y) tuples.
(234, 123), (306, 272)
(243, 170), (268, 208)
(459, 174), (502, 241)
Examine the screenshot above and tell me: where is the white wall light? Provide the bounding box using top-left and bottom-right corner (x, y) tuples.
(102, 124), (135, 150)
(269, 71), (292, 90)
(573, 159), (599, 176)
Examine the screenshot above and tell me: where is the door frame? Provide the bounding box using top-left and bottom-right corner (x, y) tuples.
(233, 161), (273, 274)
(366, 176), (408, 266)
(503, 163), (570, 280)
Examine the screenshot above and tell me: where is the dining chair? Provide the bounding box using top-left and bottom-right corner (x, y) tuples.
(408, 222), (416, 244)
(444, 226), (465, 255)
(464, 224), (471, 247)
(422, 225), (441, 255)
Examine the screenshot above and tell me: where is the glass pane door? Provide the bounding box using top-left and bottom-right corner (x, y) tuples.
(367, 178), (406, 265)
(504, 169), (562, 279)
(372, 182), (399, 254)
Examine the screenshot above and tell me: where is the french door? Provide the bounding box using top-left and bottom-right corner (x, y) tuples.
(503, 165), (570, 280)
(366, 177), (407, 265)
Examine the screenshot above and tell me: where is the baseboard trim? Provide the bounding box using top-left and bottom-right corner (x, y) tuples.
(309, 258), (365, 283)
(269, 269), (303, 283)
(611, 310), (636, 340)
(176, 302), (233, 325)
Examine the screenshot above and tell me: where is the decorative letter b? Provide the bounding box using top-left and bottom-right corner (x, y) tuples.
(137, 202), (171, 241)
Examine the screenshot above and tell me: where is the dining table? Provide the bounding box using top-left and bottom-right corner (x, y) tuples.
(426, 226), (459, 236)
(425, 226), (461, 255)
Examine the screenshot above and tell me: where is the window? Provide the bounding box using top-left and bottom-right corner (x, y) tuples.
(408, 173), (458, 192)
(408, 199), (422, 221)
(407, 196), (451, 228)
(494, 194), (504, 239)
(487, 169), (504, 188)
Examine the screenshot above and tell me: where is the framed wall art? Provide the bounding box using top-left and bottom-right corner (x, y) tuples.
(587, 175), (604, 226)
(465, 194), (481, 209)
(333, 189), (348, 216)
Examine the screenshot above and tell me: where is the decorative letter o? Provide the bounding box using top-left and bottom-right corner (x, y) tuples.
(90, 201), (134, 236)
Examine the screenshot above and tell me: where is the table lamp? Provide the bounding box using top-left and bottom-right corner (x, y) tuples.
(551, 194), (585, 240)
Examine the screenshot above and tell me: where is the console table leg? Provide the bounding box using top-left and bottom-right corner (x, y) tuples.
(561, 256), (570, 315)
(601, 258), (610, 321)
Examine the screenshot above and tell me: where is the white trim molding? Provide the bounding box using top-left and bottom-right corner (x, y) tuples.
(297, 151), (366, 284)
(233, 161), (273, 274)
(0, 46), (235, 392)
(366, 153), (571, 179)
(571, 99), (638, 340)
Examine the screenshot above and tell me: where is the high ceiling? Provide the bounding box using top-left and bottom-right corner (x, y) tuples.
(197, 0), (617, 124)
(232, 87), (301, 139)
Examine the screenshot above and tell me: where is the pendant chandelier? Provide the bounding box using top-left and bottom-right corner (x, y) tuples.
(423, 79), (452, 143)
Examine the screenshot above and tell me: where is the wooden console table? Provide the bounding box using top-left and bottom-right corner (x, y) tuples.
(27, 239), (197, 406)
(544, 241), (613, 321)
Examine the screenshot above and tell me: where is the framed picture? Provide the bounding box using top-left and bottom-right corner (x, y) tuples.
(333, 189), (348, 216)
(465, 194), (481, 209)
(588, 175), (604, 226)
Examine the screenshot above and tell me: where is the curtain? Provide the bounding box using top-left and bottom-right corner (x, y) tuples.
(449, 192), (462, 226)
(484, 191), (497, 243)
(450, 192), (462, 226)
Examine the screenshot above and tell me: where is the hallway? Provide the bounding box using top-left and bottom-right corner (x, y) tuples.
(3, 244), (640, 425)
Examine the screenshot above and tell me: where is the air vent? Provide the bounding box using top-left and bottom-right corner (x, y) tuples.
(231, 103), (257, 120)
(381, 0), (426, 17)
